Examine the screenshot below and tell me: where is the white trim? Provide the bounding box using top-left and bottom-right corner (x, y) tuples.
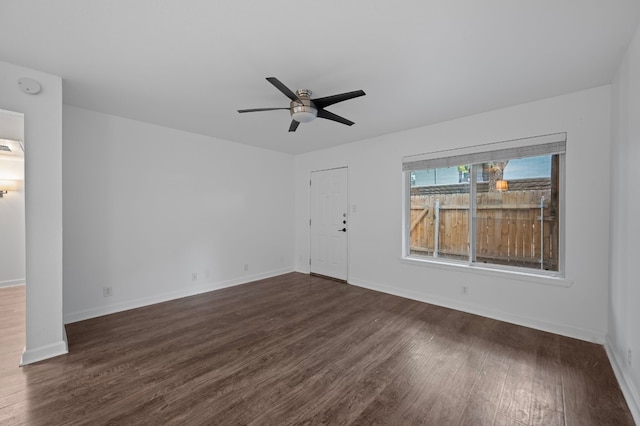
(402, 132), (567, 170)
(0, 278), (25, 288)
(401, 170), (411, 258)
(63, 267), (294, 324)
(400, 256), (573, 287)
(20, 339), (68, 366)
(605, 337), (640, 425)
(469, 164), (478, 262)
(348, 275), (602, 343)
(402, 133), (567, 280)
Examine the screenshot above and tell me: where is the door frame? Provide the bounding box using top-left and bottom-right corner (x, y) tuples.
(309, 166), (349, 282)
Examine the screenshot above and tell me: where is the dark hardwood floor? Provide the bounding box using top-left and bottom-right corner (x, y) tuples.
(0, 273), (634, 425)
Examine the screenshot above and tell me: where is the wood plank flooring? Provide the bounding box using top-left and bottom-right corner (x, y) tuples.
(0, 273), (634, 425)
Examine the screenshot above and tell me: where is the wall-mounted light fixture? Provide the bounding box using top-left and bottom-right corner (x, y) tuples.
(0, 179), (18, 197)
(495, 180), (508, 191)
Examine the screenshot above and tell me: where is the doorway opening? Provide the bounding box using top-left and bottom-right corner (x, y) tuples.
(0, 109), (26, 365)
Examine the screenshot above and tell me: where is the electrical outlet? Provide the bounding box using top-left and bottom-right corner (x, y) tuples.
(628, 348), (632, 366)
(462, 286), (469, 296)
(244, 264), (249, 272)
(192, 272), (197, 281)
(103, 286), (112, 297)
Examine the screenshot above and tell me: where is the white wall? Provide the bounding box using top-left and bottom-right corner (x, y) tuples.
(0, 61), (66, 364)
(609, 22), (640, 423)
(62, 106), (294, 322)
(0, 152), (25, 287)
(295, 86), (611, 343)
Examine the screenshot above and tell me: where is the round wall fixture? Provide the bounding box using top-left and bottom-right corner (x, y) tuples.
(18, 77), (42, 95)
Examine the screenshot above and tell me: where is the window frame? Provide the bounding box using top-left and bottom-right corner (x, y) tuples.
(402, 133), (567, 281)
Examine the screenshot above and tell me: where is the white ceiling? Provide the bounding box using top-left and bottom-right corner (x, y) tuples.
(1, 1), (639, 154)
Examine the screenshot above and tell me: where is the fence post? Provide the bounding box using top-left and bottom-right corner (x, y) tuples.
(434, 199), (440, 258)
(540, 195), (544, 269)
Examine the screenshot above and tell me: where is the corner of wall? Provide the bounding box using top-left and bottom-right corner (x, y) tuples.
(1, 60), (65, 365)
(605, 337), (640, 425)
(20, 337), (68, 366)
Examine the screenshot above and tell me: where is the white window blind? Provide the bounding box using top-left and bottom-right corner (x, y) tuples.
(402, 133), (566, 171)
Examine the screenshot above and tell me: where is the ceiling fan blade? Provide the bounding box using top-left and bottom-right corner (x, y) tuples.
(266, 77), (301, 103)
(289, 120), (300, 132)
(238, 107), (289, 113)
(312, 90), (366, 109)
(317, 109), (355, 126)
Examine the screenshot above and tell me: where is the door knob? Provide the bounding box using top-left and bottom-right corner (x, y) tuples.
(338, 228), (347, 232)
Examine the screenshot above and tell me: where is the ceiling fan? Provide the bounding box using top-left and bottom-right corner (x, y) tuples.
(238, 77), (366, 132)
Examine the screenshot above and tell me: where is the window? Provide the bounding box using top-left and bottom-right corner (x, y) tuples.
(403, 133), (565, 275)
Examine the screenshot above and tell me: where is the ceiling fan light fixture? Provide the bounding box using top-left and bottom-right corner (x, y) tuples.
(238, 78), (365, 132)
(291, 104), (317, 123)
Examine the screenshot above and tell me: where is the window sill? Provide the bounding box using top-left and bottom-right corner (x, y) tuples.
(401, 256), (573, 288)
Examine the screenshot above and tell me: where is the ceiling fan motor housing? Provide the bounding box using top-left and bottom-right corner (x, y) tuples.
(290, 90), (317, 122)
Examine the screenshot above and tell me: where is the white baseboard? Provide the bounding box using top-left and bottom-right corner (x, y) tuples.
(605, 337), (640, 425)
(20, 338), (68, 366)
(64, 267), (295, 324)
(348, 276), (606, 344)
(0, 278), (25, 288)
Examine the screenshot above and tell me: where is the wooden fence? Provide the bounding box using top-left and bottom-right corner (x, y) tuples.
(410, 189), (558, 270)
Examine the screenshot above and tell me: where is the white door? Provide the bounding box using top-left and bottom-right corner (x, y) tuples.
(310, 167), (348, 281)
